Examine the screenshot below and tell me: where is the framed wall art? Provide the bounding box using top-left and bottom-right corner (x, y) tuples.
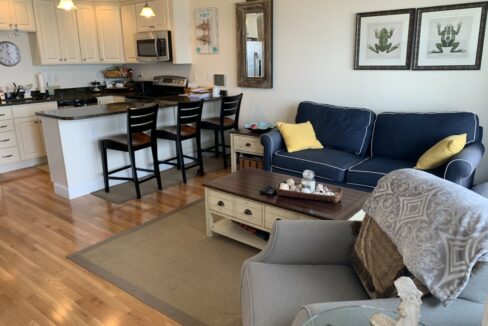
(355, 9), (416, 70)
(195, 7), (219, 54)
(413, 2), (488, 70)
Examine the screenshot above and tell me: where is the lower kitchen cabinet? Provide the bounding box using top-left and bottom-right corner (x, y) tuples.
(14, 116), (45, 160)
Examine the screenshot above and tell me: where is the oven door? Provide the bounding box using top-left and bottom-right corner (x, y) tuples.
(136, 31), (171, 62)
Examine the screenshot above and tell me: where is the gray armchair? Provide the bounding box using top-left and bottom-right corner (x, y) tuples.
(240, 220), (487, 326)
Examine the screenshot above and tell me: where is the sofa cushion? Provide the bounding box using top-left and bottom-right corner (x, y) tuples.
(372, 112), (479, 161)
(295, 102), (375, 156)
(346, 157), (415, 189)
(243, 262), (368, 326)
(272, 148), (365, 183)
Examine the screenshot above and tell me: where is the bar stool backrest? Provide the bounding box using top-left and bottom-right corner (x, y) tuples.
(220, 93), (243, 128)
(177, 100), (204, 135)
(127, 104), (159, 143)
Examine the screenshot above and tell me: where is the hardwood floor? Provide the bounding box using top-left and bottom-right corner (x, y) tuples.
(0, 165), (230, 325)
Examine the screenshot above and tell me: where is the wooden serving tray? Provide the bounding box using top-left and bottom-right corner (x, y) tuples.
(276, 185), (342, 203)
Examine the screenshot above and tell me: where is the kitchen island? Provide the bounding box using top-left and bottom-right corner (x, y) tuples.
(37, 98), (221, 199)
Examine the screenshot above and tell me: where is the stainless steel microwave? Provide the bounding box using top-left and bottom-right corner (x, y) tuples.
(136, 31), (172, 62)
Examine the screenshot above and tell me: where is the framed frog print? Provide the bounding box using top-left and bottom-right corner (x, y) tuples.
(413, 2), (488, 70)
(355, 9), (416, 70)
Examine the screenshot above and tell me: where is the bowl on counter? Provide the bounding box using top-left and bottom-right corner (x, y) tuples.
(244, 121), (275, 134)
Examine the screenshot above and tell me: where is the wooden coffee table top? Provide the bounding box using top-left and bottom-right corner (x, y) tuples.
(203, 169), (370, 220)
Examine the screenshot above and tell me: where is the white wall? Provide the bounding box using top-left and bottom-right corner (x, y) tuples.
(0, 32), (115, 89)
(181, 0), (488, 182)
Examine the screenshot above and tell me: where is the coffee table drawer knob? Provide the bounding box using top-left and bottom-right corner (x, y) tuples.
(244, 209), (253, 216)
(245, 143), (251, 147)
(217, 200), (225, 207)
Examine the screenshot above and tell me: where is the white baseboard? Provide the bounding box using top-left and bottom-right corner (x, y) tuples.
(0, 157), (47, 173)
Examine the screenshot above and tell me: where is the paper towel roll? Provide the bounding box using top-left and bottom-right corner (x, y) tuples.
(36, 73), (46, 93)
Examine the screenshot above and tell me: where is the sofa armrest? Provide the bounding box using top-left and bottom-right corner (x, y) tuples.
(245, 220), (359, 266)
(260, 129), (285, 171)
(444, 143), (485, 187)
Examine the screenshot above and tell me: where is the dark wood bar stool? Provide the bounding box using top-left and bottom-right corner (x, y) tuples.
(100, 104), (161, 199)
(156, 100), (204, 184)
(201, 93), (243, 169)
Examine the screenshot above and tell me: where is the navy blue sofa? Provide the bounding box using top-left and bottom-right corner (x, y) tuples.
(261, 102), (485, 191)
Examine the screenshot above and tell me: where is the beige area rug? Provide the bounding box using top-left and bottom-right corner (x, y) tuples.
(68, 200), (259, 326)
(91, 156), (228, 204)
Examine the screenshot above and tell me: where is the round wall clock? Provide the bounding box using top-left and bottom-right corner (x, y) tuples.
(0, 41), (21, 67)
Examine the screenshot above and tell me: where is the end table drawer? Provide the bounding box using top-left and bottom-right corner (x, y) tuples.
(0, 120), (14, 132)
(208, 190), (234, 216)
(264, 206), (298, 229)
(234, 135), (263, 155)
(0, 147), (20, 164)
(235, 198), (263, 226)
(0, 131), (17, 149)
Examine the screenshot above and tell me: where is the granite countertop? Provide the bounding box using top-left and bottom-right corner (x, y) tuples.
(35, 95), (221, 120)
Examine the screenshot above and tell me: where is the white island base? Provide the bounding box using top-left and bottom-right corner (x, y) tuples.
(41, 104), (218, 199)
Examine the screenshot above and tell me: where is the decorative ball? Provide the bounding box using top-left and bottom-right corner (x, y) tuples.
(301, 188), (312, 194)
(290, 185), (297, 192)
(279, 183), (290, 191)
(286, 178), (295, 187)
(316, 184), (324, 191)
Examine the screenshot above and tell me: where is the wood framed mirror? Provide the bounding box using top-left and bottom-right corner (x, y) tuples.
(236, 0), (273, 88)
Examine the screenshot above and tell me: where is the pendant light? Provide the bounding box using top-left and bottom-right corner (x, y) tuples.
(140, 2), (155, 18)
(57, 0), (76, 11)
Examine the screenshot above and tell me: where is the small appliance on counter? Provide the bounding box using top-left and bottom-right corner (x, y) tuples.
(90, 81), (102, 92)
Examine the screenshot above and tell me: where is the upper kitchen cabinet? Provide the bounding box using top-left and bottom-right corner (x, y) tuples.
(56, 8), (81, 64)
(76, 4), (99, 64)
(32, 0), (81, 64)
(121, 4), (138, 63)
(95, 4), (125, 64)
(168, 0), (191, 64)
(135, 0), (169, 32)
(31, 0), (62, 64)
(0, 0), (36, 32)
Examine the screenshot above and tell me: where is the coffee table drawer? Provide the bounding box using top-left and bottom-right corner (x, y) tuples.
(233, 135), (263, 155)
(235, 198), (263, 226)
(208, 190), (234, 216)
(299, 215), (318, 221)
(264, 206), (298, 229)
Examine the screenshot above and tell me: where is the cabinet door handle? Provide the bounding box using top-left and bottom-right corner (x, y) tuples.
(0, 125), (7, 128)
(2, 154), (13, 158)
(59, 58), (63, 62)
(83, 58), (86, 61)
(245, 143), (251, 147)
(0, 139), (10, 142)
(64, 59), (67, 62)
(217, 200), (225, 207)
(0, 114), (5, 117)
(244, 209), (253, 216)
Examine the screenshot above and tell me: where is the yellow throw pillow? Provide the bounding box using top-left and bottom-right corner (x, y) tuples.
(415, 134), (467, 170)
(277, 121), (323, 153)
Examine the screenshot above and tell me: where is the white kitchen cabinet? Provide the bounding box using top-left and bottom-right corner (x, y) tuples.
(97, 96), (126, 105)
(10, 0), (36, 31)
(135, 0), (169, 32)
(0, 0), (35, 32)
(168, 0), (191, 64)
(32, 0), (62, 64)
(121, 4), (138, 63)
(33, 0), (82, 64)
(56, 8), (81, 64)
(15, 116), (45, 160)
(76, 4), (99, 64)
(95, 4), (125, 64)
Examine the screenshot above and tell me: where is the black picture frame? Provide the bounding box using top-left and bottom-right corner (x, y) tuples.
(413, 2), (488, 70)
(354, 8), (416, 70)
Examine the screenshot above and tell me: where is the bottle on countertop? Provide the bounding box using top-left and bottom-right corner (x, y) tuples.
(0, 88), (5, 101)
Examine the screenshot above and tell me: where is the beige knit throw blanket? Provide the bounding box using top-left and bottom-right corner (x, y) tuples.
(363, 169), (488, 305)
